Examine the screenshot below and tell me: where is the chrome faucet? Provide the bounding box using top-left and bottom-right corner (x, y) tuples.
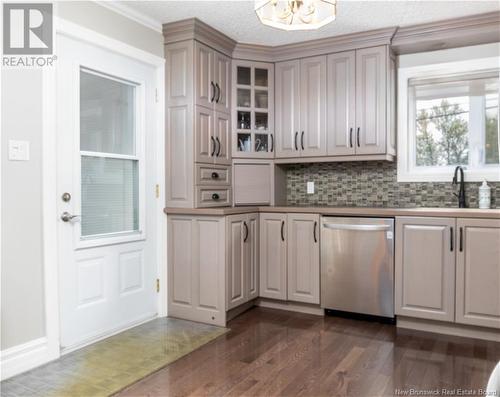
(452, 166), (467, 208)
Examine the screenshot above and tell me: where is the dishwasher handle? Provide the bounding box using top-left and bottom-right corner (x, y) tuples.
(323, 223), (391, 232)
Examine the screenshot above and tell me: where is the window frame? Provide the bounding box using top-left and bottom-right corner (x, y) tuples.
(397, 56), (500, 182)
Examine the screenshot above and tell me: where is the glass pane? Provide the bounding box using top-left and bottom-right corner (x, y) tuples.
(237, 111), (251, 130)
(255, 134), (269, 152)
(237, 133), (252, 152)
(80, 70), (136, 155)
(255, 68), (268, 87)
(237, 88), (251, 107)
(81, 156), (139, 237)
(255, 90), (268, 109)
(485, 93), (499, 164)
(237, 66), (251, 85)
(255, 112), (268, 130)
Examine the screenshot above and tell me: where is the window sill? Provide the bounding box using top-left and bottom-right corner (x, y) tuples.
(397, 168), (500, 183)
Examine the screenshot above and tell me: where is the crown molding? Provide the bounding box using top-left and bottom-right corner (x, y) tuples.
(163, 18), (237, 57)
(392, 11), (500, 54)
(95, 1), (162, 33)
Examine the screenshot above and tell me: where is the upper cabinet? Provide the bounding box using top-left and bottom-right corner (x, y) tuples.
(275, 57), (327, 158)
(232, 60), (274, 158)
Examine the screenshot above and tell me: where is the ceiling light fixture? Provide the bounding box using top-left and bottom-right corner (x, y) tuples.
(255, 0), (337, 31)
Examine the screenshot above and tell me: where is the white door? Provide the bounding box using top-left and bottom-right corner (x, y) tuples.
(57, 34), (158, 350)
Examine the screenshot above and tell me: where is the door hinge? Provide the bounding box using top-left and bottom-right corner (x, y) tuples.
(155, 184), (160, 198)
(155, 89), (159, 103)
(156, 278), (160, 293)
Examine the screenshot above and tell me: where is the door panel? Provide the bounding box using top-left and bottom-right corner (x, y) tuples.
(287, 214), (320, 304)
(214, 112), (231, 165)
(395, 217), (455, 322)
(259, 213), (287, 300)
(355, 46), (386, 155)
(327, 51), (356, 156)
(456, 218), (500, 328)
(215, 52), (231, 114)
(226, 215), (246, 310)
(300, 56), (327, 157)
(195, 106), (214, 164)
(275, 60), (300, 158)
(247, 213), (259, 301)
(195, 42), (214, 109)
(57, 35), (157, 349)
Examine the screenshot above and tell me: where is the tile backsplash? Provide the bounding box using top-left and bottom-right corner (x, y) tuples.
(286, 161), (499, 208)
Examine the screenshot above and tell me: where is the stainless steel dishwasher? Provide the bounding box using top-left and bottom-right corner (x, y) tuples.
(321, 217), (395, 319)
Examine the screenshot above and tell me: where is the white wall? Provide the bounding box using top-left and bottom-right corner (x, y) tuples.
(1, 1), (163, 353)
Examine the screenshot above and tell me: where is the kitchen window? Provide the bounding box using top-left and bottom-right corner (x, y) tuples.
(398, 55), (500, 182)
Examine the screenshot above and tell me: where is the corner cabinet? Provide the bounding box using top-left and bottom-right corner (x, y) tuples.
(275, 57), (327, 158)
(166, 39), (232, 208)
(232, 60), (274, 158)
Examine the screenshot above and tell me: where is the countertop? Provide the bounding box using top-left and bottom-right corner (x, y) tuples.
(164, 206), (500, 219)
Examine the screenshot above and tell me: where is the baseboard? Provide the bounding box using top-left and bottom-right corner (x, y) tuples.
(1, 337), (57, 381)
(397, 316), (500, 342)
(256, 298), (324, 316)
(226, 300), (257, 322)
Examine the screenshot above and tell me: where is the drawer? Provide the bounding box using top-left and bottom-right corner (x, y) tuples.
(196, 164), (231, 186)
(196, 187), (232, 207)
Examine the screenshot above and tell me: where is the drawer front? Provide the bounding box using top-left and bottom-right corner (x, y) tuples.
(196, 187), (232, 207)
(196, 164), (231, 186)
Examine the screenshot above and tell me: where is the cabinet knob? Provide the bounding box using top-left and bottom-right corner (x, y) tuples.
(211, 172), (219, 179)
(212, 193), (220, 200)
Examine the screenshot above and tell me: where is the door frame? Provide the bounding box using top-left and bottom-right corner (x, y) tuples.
(42, 17), (166, 364)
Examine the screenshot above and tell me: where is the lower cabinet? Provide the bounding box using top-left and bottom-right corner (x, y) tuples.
(395, 217), (456, 322)
(259, 213), (320, 304)
(396, 216), (500, 330)
(167, 215), (226, 326)
(226, 213), (259, 310)
(455, 218), (500, 329)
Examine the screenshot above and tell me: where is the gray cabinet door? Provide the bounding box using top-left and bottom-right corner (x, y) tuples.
(214, 111), (231, 165)
(327, 51), (356, 156)
(287, 214), (320, 304)
(259, 213), (287, 300)
(275, 60), (300, 158)
(195, 106), (215, 164)
(300, 56), (327, 157)
(214, 52), (231, 114)
(194, 41), (215, 110)
(395, 217), (456, 322)
(355, 46), (387, 155)
(456, 218), (500, 329)
(226, 214), (247, 310)
(247, 213), (260, 301)
(168, 215), (226, 326)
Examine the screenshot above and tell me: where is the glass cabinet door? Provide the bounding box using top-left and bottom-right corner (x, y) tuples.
(233, 62), (274, 158)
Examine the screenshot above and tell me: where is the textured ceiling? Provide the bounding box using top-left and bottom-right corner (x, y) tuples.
(123, 1), (500, 46)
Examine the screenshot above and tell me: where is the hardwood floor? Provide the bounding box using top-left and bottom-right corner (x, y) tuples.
(117, 307), (500, 397)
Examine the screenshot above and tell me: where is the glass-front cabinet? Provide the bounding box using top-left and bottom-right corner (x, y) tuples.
(232, 60), (274, 158)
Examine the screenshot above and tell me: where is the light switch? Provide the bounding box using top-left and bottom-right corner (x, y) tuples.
(307, 181), (315, 194)
(9, 140), (30, 161)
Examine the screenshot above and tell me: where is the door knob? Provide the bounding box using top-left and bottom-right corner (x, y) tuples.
(61, 212), (80, 222)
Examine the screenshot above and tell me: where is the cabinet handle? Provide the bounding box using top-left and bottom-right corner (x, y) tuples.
(216, 137), (221, 157)
(294, 131), (298, 151)
(215, 83), (221, 103)
(243, 221), (248, 242)
(459, 227), (463, 252)
(211, 172), (219, 179)
(210, 136), (216, 157)
(301, 131), (305, 150)
(313, 221), (318, 243)
(349, 127), (353, 148)
(210, 81), (216, 102)
(281, 220), (285, 242)
(357, 127), (360, 147)
(212, 193), (220, 200)
(450, 226), (454, 252)
(270, 134), (274, 152)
